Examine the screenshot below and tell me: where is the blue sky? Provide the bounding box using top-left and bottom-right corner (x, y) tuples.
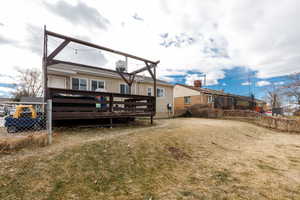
(166, 67), (289, 100)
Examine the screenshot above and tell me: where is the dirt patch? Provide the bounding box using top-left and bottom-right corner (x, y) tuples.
(167, 146), (191, 160)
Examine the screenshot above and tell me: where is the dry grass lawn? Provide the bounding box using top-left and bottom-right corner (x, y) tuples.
(1, 118), (300, 200)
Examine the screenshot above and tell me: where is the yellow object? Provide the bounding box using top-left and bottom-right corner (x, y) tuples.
(236, 100), (249, 107)
(13, 105), (37, 119)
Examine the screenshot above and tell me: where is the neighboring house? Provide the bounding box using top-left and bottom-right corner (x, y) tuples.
(174, 81), (266, 116)
(0, 98), (13, 104)
(47, 62), (174, 118)
(20, 97), (43, 103)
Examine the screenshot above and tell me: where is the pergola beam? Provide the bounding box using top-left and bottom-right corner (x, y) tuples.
(145, 62), (155, 80)
(117, 70), (131, 86)
(47, 39), (70, 62)
(132, 61), (160, 75)
(43, 27), (159, 120)
(46, 30), (158, 65)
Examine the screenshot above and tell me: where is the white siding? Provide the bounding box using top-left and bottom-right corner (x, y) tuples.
(174, 85), (199, 97)
(48, 75), (66, 89)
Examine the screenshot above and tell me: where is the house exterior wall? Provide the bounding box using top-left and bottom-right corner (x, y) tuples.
(48, 71), (173, 118)
(174, 96), (200, 116)
(174, 84), (200, 97)
(174, 95), (213, 116)
(135, 82), (174, 118)
(48, 75), (67, 89)
(174, 85), (216, 116)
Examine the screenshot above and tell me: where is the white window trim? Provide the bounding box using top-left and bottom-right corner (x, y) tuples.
(90, 79), (106, 91)
(70, 77), (88, 91)
(119, 83), (130, 94)
(208, 95), (214, 103)
(157, 87), (165, 98)
(147, 87), (153, 96)
(184, 96), (191, 104)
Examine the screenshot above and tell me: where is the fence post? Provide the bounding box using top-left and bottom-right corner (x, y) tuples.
(47, 99), (52, 145)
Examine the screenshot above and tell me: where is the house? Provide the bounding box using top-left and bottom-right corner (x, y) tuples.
(20, 97), (43, 103)
(47, 61), (174, 118)
(0, 98), (13, 104)
(174, 81), (266, 116)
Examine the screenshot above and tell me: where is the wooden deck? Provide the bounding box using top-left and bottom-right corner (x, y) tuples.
(48, 88), (155, 121)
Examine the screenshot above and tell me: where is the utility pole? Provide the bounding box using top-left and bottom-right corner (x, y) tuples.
(247, 69), (251, 96)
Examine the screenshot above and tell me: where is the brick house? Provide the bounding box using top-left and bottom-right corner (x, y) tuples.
(174, 81), (266, 116)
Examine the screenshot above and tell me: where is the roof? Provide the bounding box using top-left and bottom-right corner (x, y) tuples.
(48, 61), (173, 87)
(0, 98), (13, 103)
(176, 84), (266, 103)
(176, 84), (227, 95)
(20, 97), (43, 103)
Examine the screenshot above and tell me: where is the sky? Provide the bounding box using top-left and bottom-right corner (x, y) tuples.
(0, 0), (300, 99)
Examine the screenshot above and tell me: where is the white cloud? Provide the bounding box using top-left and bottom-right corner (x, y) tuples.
(158, 75), (175, 83)
(0, 74), (15, 84)
(0, 86), (15, 93)
(241, 81), (251, 86)
(256, 80), (271, 87)
(185, 73), (221, 86)
(185, 74), (201, 86)
(275, 81), (285, 85)
(0, 0), (300, 86)
(0, 92), (7, 97)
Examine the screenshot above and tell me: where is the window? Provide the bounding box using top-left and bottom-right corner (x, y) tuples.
(157, 88), (165, 97)
(147, 88), (152, 96)
(184, 96), (191, 104)
(208, 95), (214, 103)
(120, 84), (130, 94)
(72, 78), (87, 90)
(91, 80), (105, 91)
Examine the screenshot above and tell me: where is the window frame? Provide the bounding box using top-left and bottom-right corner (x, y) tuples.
(184, 96), (191, 105)
(119, 83), (130, 94)
(90, 79), (105, 91)
(147, 87), (152, 96)
(71, 77), (88, 91)
(156, 87), (165, 98)
(208, 95), (214, 103)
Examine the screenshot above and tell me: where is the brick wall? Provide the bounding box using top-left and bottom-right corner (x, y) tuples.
(174, 95), (212, 116)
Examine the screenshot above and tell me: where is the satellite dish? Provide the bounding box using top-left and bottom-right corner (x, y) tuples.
(116, 60), (127, 72)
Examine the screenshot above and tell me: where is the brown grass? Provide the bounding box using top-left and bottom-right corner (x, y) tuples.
(1, 118), (300, 199)
(0, 133), (48, 153)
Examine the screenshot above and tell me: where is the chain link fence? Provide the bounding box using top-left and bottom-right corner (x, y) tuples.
(0, 100), (52, 151)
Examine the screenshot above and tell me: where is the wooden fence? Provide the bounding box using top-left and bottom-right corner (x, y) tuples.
(223, 110), (300, 133)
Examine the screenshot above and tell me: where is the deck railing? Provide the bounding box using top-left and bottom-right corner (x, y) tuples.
(48, 88), (156, 120)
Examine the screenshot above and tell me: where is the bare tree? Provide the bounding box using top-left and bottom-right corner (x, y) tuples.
(11, 67), (42, 101)
(282, 72), (300, 105)
(265, 83), (282, 109)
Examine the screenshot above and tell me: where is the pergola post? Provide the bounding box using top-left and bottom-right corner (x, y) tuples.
(43, 25), (48, 103)
(154, 64), (156, 99)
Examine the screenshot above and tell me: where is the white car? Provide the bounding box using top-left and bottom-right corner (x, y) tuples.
(9, 108), (16, 116)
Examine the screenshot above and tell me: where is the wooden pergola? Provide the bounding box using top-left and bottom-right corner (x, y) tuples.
(42, 26), (159, 124)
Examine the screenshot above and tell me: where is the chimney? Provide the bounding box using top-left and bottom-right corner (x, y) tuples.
(194, 80), (202, 88)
